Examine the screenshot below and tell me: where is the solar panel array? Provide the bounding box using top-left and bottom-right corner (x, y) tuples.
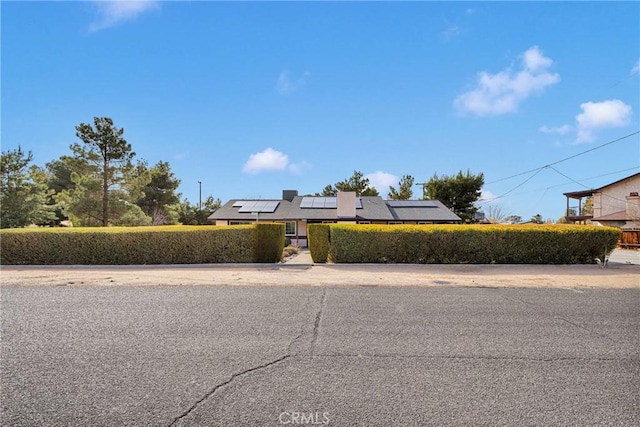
(300, 197), (362, 209)
(387, 200), (437, 208)
(233, 200), (280, 213)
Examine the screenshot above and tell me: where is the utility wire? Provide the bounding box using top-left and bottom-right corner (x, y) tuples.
(547, 165), (633, 206)
(486, 130), (639, 185)
(477, 168), (545, 206)
(476, 166), (640, 204)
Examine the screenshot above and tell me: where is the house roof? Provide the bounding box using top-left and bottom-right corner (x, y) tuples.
(592, 210), (629, 221)
(564, 172), (640, 198)
(387, 200), (462, 222)
(208, 199), (293, 222)
(284, 196), (395, 221)
(208, 194), (462, 223)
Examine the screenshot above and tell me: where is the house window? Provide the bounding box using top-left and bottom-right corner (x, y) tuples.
(322, 221), (336, 224)
(284, 221), (296, 236)
(275, 221), (297, 235)
(388, 221), (403, 225)
(229, 221), (252, 225)
(357, 221), (371, 224)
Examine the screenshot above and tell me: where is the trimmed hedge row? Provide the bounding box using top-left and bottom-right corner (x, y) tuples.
(0, 224), (285, 265)
(252, 223), (286, 263)
(308, 224), (330, 263)
(312, 224), (621, 264)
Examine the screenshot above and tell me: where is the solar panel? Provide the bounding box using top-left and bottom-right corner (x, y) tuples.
(312, 197), (326, 208)
(387, 200), (437, 208)
(263, 201), (279, 213)
(237, 200), (280, 213)
(299, 196), (364, 209)
(232, 201), (244, 207)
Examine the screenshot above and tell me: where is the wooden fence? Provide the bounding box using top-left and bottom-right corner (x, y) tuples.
(620, 230), (639, 249)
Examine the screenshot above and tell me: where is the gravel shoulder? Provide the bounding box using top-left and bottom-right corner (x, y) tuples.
(1, 261), (638, 289)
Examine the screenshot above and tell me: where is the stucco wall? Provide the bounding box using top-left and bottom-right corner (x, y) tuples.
(594, 175), (640, 217)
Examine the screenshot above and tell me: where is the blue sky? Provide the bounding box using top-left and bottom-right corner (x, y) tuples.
(2, 1), (639, 221)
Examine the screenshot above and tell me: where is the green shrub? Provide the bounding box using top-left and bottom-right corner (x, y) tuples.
(252, 223), (285, 263)
(308, 224), (330, 263)
(326, 224), (621, 264)
(0, 225), (282, 265)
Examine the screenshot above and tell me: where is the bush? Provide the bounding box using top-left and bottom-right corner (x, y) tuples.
(325, 224), (621, 264)
(308, 224), (330, 263)
(0, 224), (285, 265)
(252, 223), (285, 263)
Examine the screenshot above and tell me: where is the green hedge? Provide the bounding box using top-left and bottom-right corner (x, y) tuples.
(319, 224), (621, 264)
(308, 224), (330, 263)
(252, 223), (285, 263)
(0, 224), (284, 265)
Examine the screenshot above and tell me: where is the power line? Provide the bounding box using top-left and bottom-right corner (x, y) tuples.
(477, 166), (640, 205)
(547, 165), (633, 206)
(486, 130), (639, 185)
(477, 168), (545, 206)
(478, 165), (639, 206)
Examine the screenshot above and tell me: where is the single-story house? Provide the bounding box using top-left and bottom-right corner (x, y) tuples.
(563, 172), (640, 228)
(208, 190), (462, 247)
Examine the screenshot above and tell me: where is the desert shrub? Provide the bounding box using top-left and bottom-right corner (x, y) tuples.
(0, 225), (280, 265)
(308, 224), (330, 263)
(326, 224), (621, 264)
(283, 245), (300, 258)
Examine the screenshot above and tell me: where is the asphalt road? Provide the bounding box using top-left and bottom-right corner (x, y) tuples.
(1, 285), (638, 426)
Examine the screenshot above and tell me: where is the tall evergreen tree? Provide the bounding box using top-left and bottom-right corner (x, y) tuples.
(321, 170), (379, 196)
(423, 170), (484, 223)
(388, 175), (415, 200)
(73, 117), (134, 226)
(134, 161), (181, 225)
(0, 147), (56, 227)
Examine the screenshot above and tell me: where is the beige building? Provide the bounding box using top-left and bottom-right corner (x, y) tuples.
(564, 172), (640, 228)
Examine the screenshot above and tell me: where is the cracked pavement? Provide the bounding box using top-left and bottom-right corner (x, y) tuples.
(1, 285), (638, 426)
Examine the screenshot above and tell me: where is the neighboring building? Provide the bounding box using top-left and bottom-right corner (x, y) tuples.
(563, 172), (640, 228)
(208, 190), (462, 247)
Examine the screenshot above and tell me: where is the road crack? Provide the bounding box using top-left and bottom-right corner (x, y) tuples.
(169, 289), (328, 426)
(168, 354), (290, 426)
(310, 289), (326, 356)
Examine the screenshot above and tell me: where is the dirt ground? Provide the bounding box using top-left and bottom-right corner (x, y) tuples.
(1, 261), (638, 289)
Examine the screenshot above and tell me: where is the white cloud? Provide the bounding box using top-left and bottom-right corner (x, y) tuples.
(575, 99), (632, 143)
(539, 124), (572, 135)
(276, 70), (311, 94)
(288, 161), (312, 175)
(631, 59), (640, 76)
(89, 0), (159, 33)
(366, 171), (398, 193)
(243, 148), (289, 174)
(454, 46), (560, 116)
(242, 148), (310, 175)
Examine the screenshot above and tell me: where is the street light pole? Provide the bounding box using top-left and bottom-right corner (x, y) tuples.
(198, 181), (202, 210)
(415, 182), (428, 200)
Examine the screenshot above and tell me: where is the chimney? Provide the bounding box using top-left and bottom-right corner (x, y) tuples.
(337, 191), (357, 218)
(282, 190), (298, 202)
(626, 193), (640, 220)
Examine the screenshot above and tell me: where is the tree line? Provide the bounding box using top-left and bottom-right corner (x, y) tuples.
(1, 117), (219, 228)
(2, 116), (488, 228)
